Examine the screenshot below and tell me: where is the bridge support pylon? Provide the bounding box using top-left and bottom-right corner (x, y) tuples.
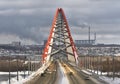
(42, 8), (78, 65)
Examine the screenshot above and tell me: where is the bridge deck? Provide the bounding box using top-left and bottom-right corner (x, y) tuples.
(24, 60), (99, 84)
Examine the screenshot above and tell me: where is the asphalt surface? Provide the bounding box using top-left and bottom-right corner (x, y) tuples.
(61, 61), (96, 84)
(24, 60), (101, 84)
(34, 61), (57, 84)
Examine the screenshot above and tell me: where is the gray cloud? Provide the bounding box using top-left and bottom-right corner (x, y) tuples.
(0, 0), (120, 44)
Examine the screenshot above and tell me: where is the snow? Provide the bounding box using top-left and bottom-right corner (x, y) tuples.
(1, 62), (119, 84)
(100, 76), (120, 84)
(81, 69), (120, 84)
(0, 71), (30, 84)
(0, 75), (24, 84)
(61, 77), (69, 84)
(11, 76), (25, 84)
(0, 71), (30, 75)
(17, 62), (51, 84)
(81, 70), (92, 75)
(58, 62), (69, 84)
(87, 69), (108, 75)
(1, 81), (8, 84)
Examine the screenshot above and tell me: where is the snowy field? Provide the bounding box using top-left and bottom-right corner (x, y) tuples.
(100, 76), (120, 84)
(0, 61), (70, 84)
(0, 71), (31, 84)
(0, 68), (120, 84)
(82, 69), (120, 84)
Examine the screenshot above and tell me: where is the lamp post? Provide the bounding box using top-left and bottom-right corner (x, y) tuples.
(112, 54), (115, 80)
(24, 56), (26, 78)
(88, 26), (90, 44)
(9, 53), (11, 84)
(17, 55), (19, 81)
(86, 25), (91, 70)
(28, 57), (30, 76)
(100, 54), (102, 75)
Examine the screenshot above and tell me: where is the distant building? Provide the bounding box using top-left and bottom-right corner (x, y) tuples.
(75, 40), (95, 45)
(44, 40), (47, 45)
(75, 32), (97, 45)
(11, 41), (21, 46)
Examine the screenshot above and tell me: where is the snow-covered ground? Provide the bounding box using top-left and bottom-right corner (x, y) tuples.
(1, 66), (120, 84)
(81, 69), (120, 84)
(0, 71), (31, 84)
(100, 76), (120, 84)
(0, 61), (50, 84)
(87, 69), (108, 75)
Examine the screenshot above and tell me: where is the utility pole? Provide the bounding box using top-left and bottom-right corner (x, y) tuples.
(24, 56), (26, 78)
(88, 26), (90, 70)
(9, 54), (11, 84)
(97, 55), (99, 75)
(112, 54), (115, 80)
(34, 54), (36, 71)
(88, 26), (90, 44)
(100, 54), (102, 75)
(94, 32), (96, 44)
(17, 56), (19, 81)
(28, 57), (30, 76)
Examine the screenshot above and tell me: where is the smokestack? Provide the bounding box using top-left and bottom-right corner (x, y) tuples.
(94, 32), (96, 43)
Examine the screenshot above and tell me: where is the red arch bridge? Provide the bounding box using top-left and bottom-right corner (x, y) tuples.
(15, 8), (107, 84)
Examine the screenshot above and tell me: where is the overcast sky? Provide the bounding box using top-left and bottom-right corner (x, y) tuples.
(0, 0), (120, 44)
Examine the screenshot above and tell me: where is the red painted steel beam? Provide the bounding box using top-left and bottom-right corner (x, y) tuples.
(60, 8), (78, 63)
(42, 8), (78, 64)
(42, 8), (59, 63)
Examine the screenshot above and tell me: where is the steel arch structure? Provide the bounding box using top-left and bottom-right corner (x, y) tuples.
(42, 8), (78, 64)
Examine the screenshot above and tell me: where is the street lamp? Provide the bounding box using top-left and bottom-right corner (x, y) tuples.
(88, 26), (91, 44)
(17, 55), (19, 81)
(24, 56), (26, 78)
(9, 53), (11, 84)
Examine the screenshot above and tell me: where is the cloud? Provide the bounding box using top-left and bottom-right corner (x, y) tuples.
(0, 0), (120, 44)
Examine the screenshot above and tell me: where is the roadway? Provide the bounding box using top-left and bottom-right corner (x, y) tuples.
(25, 60), (99, 84)
(60, 60), (95, 84)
